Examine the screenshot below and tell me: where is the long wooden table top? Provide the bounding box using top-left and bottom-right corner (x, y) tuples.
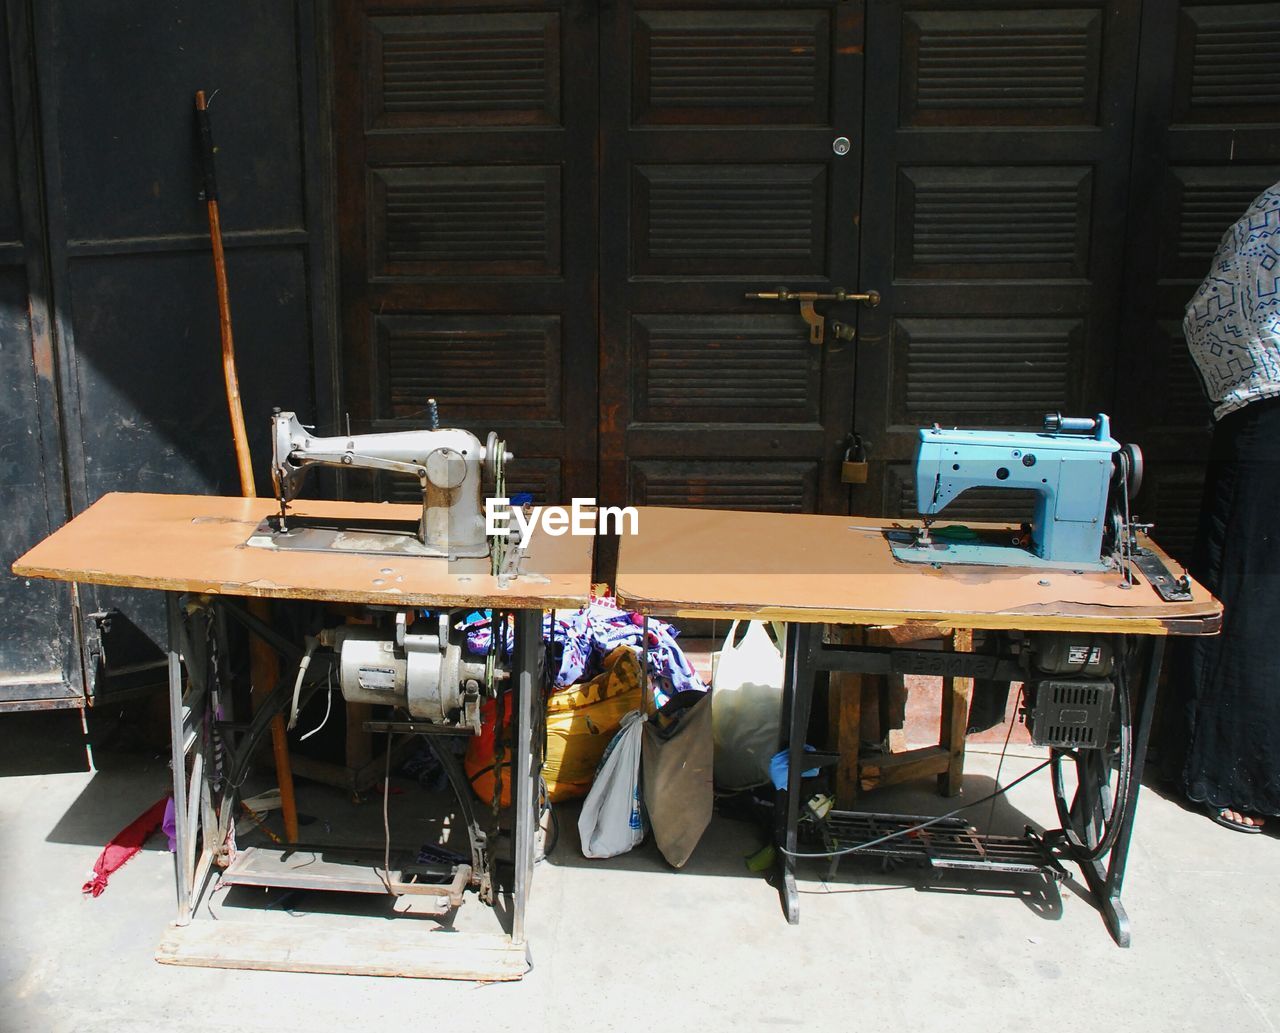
(614, 507), (1221, 635)
(12, 493), (594, 610)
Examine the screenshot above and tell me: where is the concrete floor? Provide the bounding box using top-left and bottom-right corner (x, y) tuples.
(3, 707), (1278, 1033)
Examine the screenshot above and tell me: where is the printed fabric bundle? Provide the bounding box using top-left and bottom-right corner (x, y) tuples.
(463, 598), (704, 708)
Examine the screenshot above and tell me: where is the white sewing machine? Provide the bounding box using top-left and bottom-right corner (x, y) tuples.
(246, 408), (513, 561)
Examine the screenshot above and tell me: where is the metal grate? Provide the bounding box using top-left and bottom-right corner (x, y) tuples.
(801, 810), (1062, 878)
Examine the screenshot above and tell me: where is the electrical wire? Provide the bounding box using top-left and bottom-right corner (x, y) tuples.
(286, 636), (318, 730)
(297, 668), (334, 742)
(778, 757), (1053, 859)
(380, 729), (395, 894)
(982, 684), (1025, 849)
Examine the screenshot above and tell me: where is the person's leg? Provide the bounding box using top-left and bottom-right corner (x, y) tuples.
(1182, 398), (1280, 829)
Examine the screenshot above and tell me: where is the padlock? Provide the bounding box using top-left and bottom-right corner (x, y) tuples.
(841, 434), (869, 484)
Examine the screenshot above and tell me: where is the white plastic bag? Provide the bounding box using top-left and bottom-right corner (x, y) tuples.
(711, 621), (786, 790)
(578, 709), (647, 858)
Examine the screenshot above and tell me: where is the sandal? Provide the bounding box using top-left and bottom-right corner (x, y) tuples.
(1210, 807), (1264, 834)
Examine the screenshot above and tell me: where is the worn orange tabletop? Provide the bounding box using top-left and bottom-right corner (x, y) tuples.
(13, 492), (593, 610)
(613, 507), (1221, 635)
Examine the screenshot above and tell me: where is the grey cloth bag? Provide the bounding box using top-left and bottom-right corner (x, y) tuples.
(641, 691), (713, 868)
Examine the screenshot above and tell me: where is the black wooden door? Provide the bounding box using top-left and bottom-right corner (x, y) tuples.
(331, 0), (1280, 542)
(599, 0), (867, 513)
(1114, 0), (1280, 560)
(336, 0), (867, 513)
(853, 1), (1142, 520)
(334, 1), (599, 506)
(0, 2), (80, 709)
(0, 0), (334, 704)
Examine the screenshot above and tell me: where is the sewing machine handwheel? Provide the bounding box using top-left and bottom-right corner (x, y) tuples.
(485, 431), (513, 484)
(1114, 443), (1144, 501)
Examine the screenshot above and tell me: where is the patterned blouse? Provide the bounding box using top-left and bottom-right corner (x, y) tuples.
(1184, 181), (1280, 421)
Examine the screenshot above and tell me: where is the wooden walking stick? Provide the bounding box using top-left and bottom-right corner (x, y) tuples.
(196, 89), (299, 843)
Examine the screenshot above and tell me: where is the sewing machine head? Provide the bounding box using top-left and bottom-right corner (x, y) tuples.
(257, 410), (513, 560)
(892, 412), (1142, 571)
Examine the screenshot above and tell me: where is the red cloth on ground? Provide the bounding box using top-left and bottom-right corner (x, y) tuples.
(82, 796), (170, 897)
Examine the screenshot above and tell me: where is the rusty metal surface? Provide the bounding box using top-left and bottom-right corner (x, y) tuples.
(0, 692), (85, 713)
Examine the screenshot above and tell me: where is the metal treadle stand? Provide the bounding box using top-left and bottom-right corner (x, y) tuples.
(778, 622), (1166, 947)
(164, 593), (544, 973)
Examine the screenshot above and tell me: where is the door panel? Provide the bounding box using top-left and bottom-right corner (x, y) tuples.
(365, 11), (563, 130)
(631, 7), (833, 126)
(599, 0), (866, 513)
(899, 8), (1105, 128)
(855, 1), (1141, 520)
(335, 1), (598, 505)
(632, 163), (830, 277)
(1115, 0), (1280, 560)
(631, 460), (818, 512)
(0, 2), (79, 709)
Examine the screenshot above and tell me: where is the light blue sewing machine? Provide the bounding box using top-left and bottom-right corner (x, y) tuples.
(889, 413), (1139, 572)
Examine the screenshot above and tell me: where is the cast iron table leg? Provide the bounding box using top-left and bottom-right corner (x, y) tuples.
(780, 622), (816, 925)
(1075, 636), (1166, 948)
(511, 608), (541, 948)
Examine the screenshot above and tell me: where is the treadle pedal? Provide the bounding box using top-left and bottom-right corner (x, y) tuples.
(800, 809), (1065, 879)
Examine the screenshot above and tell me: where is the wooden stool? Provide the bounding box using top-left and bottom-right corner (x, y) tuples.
(826, 626), (974, 806)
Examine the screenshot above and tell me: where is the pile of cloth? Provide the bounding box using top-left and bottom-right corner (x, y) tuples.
(463, 597), (704, 708)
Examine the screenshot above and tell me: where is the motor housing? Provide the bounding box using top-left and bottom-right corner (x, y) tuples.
(322, 612), (488, 732)
(1024, 678), (1114, 749)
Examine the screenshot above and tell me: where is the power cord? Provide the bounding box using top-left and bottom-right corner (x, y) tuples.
(286, 636), (319, 729)
(379, 728), (395, 894)
(297, 668), (334, 742)
(982, 685), (1025, 849)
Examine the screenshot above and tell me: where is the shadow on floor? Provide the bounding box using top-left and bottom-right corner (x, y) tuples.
(0, 710), (91, 777)
(543, 769), (1066, 923)
(0, 706), (174, 852)
(43, 762), (173, 851)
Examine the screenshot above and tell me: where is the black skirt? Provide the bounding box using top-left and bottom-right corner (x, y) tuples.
(1180, 396), (1280, 816)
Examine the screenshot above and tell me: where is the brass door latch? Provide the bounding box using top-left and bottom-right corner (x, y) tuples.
(745, 286), (881, 345)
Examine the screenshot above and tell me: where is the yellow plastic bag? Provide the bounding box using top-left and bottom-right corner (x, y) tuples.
(544, 645), (643, 802)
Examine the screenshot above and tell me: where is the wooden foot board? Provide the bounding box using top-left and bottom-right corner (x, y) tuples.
(222, 845), (470, 905)
(156, 921), (529, 980)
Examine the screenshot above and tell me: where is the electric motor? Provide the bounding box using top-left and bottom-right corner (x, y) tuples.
(320, 611), (490, 732)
